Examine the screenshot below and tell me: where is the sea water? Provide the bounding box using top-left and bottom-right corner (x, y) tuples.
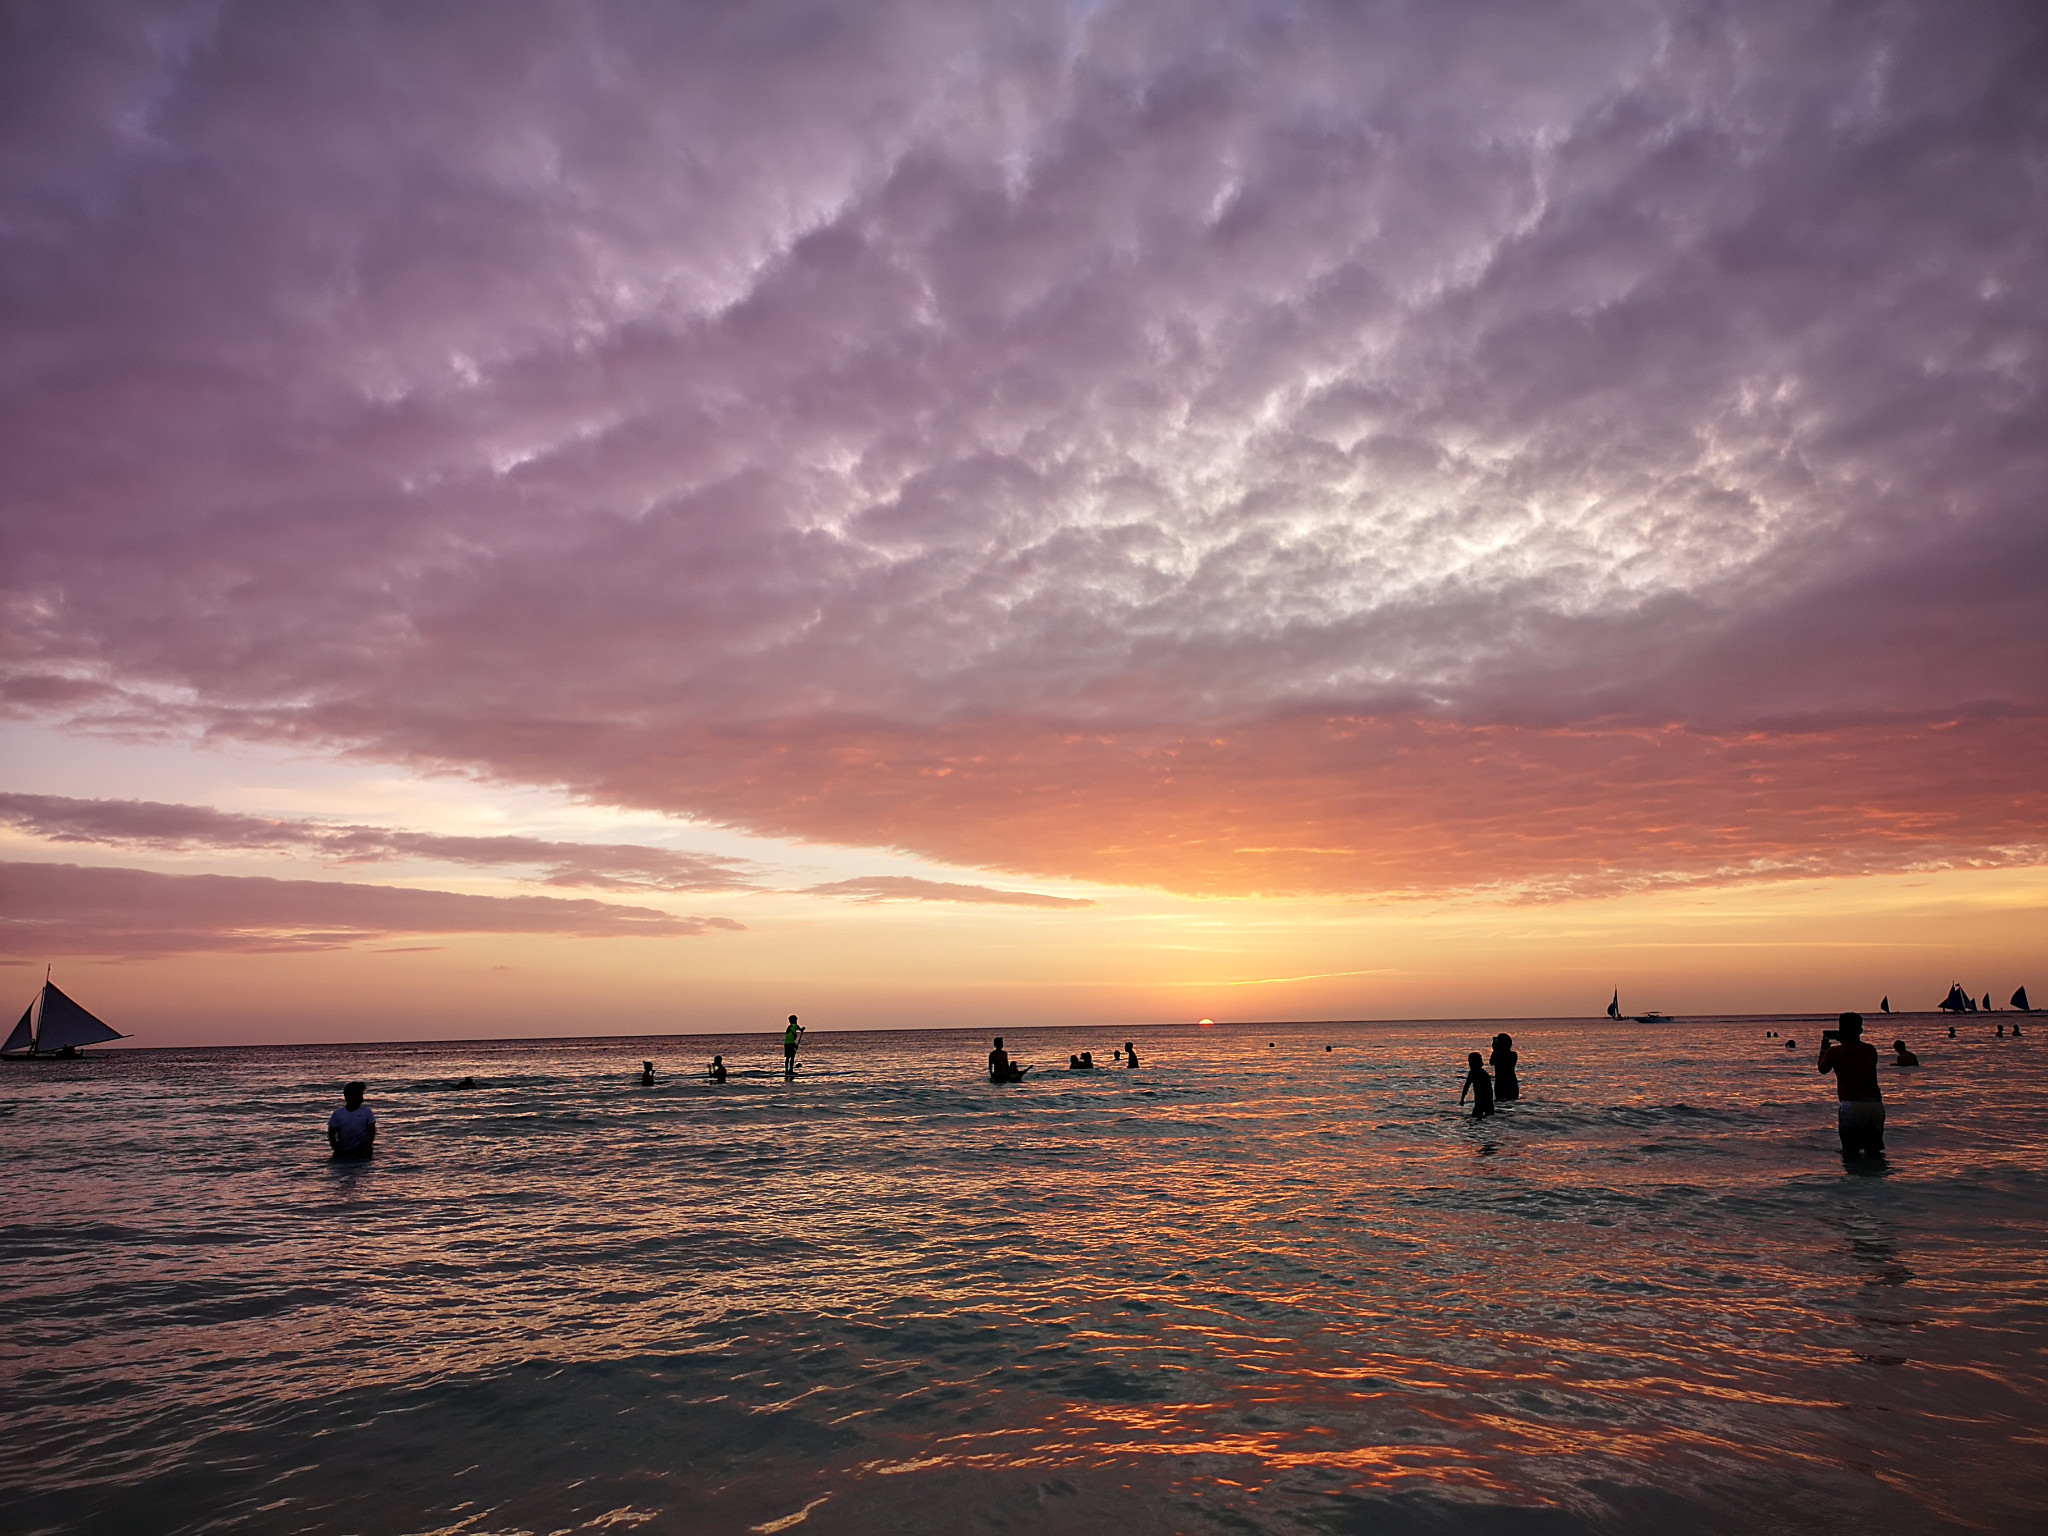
(2, 1018), (2043, 1536)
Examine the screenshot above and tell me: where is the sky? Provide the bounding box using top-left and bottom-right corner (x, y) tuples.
(3, 0), (2043, 1045)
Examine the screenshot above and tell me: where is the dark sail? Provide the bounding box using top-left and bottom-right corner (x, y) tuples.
(1940, 983), (1969, 1013)
(32, 982), (125, 1052)
(2015, 987), (2033, 1012)
(1880, 997), (1890, 1013)
(1606, 990), (1620, 1020)
(1, 1003), (31, 1056)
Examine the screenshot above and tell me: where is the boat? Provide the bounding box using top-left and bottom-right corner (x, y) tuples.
(2014, 986), (2034, 1013)
(1631, 1011), (1672, 1024)
(1880, 996), (1891, 1013)
(2, 976), (127, 1060)
(1983, 993), (1994, 1012)
(1606, 990), (1620, 1020)
(1939, 982), (1971, 1014)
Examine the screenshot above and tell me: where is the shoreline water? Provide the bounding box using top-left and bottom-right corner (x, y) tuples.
(4, 1016), (2042, 1534)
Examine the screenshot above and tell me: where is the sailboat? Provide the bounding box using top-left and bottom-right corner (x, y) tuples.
(1983, 993), (1994, 1012)
(1610, 988), (1668, 1022)
(1880, 996), (1890, 1014)
(2014, 987), (2034, 1013)
(1939, 982), (1971, 1014)
(2, 977), (127, 1060)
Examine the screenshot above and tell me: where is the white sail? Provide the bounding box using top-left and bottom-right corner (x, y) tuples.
(33, 982), (124, 1051)
(1, 1002), (31, 1056)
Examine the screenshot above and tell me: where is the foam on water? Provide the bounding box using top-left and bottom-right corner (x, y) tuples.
(2, 1017), (2044, 1535)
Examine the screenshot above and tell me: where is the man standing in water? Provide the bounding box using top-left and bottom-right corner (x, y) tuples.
(327, 1081), (376, 1159)
(782, 1015), (804, 1078)
(1818, 1012), (1884, 1156)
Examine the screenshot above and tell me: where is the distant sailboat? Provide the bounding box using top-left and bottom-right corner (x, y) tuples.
(2014, 986), (2034, 1013)
(1983, 993), (1994, 1012)
(1606, 989), (1621, 1020)
(1880, 996), (1890, 1014)
(1939, 983), (1970, 1014)
(1, 977), (127, 1060)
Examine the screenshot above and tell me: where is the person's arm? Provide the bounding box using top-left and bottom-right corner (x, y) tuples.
(1458, 1071), (1471, 1103)
(1816, 1037), (1836, 1074)
(362, 1119), (377, 1148)
(327, 1121), (341, 1150)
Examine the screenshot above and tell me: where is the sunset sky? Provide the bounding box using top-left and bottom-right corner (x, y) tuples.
(4, 0), (2043, 1045)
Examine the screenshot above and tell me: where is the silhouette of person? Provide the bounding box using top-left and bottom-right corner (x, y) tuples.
(1892, 1039), (1919, 1066)
(1997, 1023), (2005, 1037)
(988, 1037), (1025, 1082)
(707, 1054), (727, 1083)
(327, 1081), (376, 1159)
(1818, 1012), (1884, 1156)
(455, 1076), (476, 1090)
(2014, 1023), (2024, 1038)
(1124, 1040), (1139, 1069)
(1948, 1026), (1957, 1038)
(1490, 1034), (1520, 1101)
(641, 1060), (656, 1085)
(783, 1015), (804, 1077)
(1459, 1052), (1494, 1117)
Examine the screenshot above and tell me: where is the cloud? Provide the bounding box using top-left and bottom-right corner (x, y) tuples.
(2, 2), (2043, 897)
(803, 876), (1094, 908)
(0, 793), (756, 892)
(0, 861), (743, 958)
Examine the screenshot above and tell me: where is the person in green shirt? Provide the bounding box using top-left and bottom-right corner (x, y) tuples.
(782, 1015), (804, 1078)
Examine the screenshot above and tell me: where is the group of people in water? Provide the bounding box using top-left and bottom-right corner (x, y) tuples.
(326, 1007), (2018, 1160)
(1458, 1033), (1520, 1116)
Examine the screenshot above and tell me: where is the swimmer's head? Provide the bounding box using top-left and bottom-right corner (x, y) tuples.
(1837, 1012), (1864, 1039)
(993, 1036), (1004, 1047)
(1468, 1052), (1484, 1066)
(1493, 1033), (1513, 1049)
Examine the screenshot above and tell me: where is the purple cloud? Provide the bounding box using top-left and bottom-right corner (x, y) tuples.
(0, 792), (756, 892)
(0, 861), (742, 958)
(2, 2), (2042, 896)
(804, 876), (1093, 908)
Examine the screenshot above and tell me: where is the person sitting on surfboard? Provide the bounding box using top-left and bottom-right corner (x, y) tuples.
(707, 1054), (727, 1083)
(327, 1081), (376, 1159)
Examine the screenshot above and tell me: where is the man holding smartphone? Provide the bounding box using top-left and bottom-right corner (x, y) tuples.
(1817, 1012), (1884, 1157)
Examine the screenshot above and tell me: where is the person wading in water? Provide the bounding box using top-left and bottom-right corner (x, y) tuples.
(1818, 1012), (1884, 1157)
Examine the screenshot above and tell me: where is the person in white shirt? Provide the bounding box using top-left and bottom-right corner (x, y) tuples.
(327, 1081), (377, 1159)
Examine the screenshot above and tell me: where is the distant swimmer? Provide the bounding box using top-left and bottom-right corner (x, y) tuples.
(1997, 1024), (2005, 1037)
(1490, 1034), (1520, 1101)
(455, 1076), (476, 1090)
(1124, 1040), (1139, 1069)
(1892, 1039), (1919, 1066)
(707, 1054), (727, 1083)
(1068, 1051), (1096, 1070)
(988, 1036), (1029, 1083)
(641, 1060), (656, 1085)
(1818, 1013), (1884, 1158)
(783, 1016), (805, 1077)
(1459, 1052), (1495, 1118)
(2013, 1023), (2024, 1038)
(1785, 1038), (1798, 1049)
(1948, 1026), (1957, 1038)
(327, 1081), (377, 1160)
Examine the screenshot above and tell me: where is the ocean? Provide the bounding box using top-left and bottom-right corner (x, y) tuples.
(2, 1017), (2042, 1535)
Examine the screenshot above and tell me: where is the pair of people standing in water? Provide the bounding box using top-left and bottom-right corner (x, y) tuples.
(1460, 1033), (1520, 1117)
